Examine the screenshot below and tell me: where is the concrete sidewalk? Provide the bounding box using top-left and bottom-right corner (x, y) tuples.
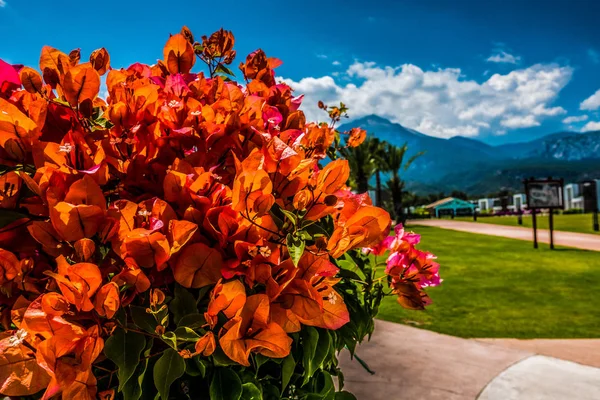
(476, 338), (600, 368)
(478, 356), (600, 400)
(338, 320), (600, 400)
(408, 219), (600, 251)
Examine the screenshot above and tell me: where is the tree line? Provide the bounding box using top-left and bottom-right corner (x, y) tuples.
(341, 136), (422, 222)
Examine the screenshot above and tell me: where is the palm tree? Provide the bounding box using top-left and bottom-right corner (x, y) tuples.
(372, 138), (389, 207)
(384, 143), (423, 223)
(341, 136), (380, 193)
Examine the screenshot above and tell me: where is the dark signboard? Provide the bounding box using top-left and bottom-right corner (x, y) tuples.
(582, 181), (599, 213)
(524, 179), (563, 209)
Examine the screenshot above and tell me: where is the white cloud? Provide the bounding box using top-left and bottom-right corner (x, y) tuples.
(580, 89), (600, 111)
(562, 115), (588, 124)
(332, 61), (341, 66)
(581, 121), (600, 132)
(500, 115), (540, 128)
(316, 54), (328, 59)
(0, 0), (6, 7)
(486, 51), (521, 64)
(282, 61), (572, 138)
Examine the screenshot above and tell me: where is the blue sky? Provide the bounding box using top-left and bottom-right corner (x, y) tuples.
(1, 0), (600, 144)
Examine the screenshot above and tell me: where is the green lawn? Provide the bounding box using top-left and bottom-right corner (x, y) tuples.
(454, 213), (599, 235)
(375, 225), (600, 339)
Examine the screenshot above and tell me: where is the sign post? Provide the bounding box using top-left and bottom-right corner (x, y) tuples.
(524, 177), (564, 250)
(549, 209), (554, 249)
(532, 207), (538, 249)
(581, 181), (599, 232)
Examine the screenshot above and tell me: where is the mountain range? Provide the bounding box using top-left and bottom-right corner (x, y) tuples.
(338, 115), (600, 196)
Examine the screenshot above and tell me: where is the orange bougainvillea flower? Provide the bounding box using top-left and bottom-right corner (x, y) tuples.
(232, 169), (274, 217)
(205, 279), (246, 328)
(120, 228), (170, 269)
(163, 33), (196, 75)
(327, 206), (391, 258)
(94, 282), (120, 319)
(219, 294), (292, 366)
(193, 331), (216, 357)
(316, 159), (350, 195)
(272, 253), (349, 332)
(0, 329), (51, 396)
(49, 202), (104, 242)
(44, 256), (102, 312)
(346, 127), (367, 147)
(0, 26), (438, 398)
(62, 64), (100, 107)
(36, 325), (104, 400)
(173, 242), (223, 288)
(0, 248), (21, 285)
(40, 292), (70, 316)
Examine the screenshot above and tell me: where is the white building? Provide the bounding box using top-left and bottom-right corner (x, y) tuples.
(477, 198), (501, 213)
(564, 183), (584, 211)
(580, 180), (600, 212)
(509, 193), (527, 211)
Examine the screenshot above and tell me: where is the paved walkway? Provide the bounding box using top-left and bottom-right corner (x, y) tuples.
(408, 219), (600, 251)
(478, 356), (600, 400)
(476, 338), (600, 368)
(338, 320), (600, 400)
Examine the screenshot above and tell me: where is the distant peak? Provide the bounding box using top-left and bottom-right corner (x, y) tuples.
(353, 114), (394, 125)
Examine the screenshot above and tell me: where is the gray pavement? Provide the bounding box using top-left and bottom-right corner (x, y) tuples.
(338, 320), (600, 400)
(478, 356), (600, 400)
(408, 219), (600, 251)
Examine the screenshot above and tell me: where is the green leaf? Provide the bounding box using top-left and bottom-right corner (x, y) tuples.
(280, 209), (297, 226)
(153, 349), (186, 399)
(173, 326), (201, 342)
(130, 305), (158, 334)
(92, 116), (114, 130)
(210, 368), (242, 400)
(312, 329), (332, 372)
(104, 328), (146, 391)
(197, 285), (213, 305)
(281, 353), (295, 393)
(212, 348), (238, 366)
(298, 230), (312, 241)
(177, 313), (206, 330)
(0, 210), (28, 229)
(269, 210), (285, 229)
(261, 384), (280, 400)
(169, 284), (198, 325)
(334, 391), (357, 400)
(122, 338), (153, 400)
(215, 64), (235, 76)
(317, 371), (335, 396)
(254, 354), (270, 372)
(241, 382), (262, 400)
(193, 357), (207, 378)
(336, 268), (363, 282)
(302, 327), (319, 385)
(185, 357), (202, 377)
(287, 233), (305, 267)
(139, 356), (159, 400)
(161, 331), (178, 349)
(52, 98), (71, 107)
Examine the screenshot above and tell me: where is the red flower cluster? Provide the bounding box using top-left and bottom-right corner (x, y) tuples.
(367, 224), (441, 309)
(0, 26), (438, 400)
